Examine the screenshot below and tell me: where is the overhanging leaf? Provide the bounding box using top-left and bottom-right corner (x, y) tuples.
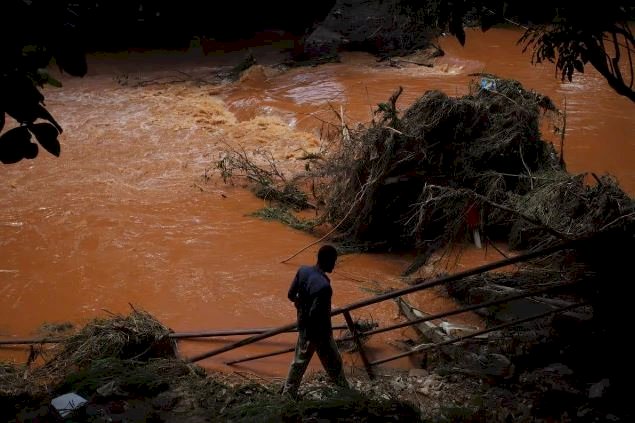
(29, 122), (60, 157)
(3, 77), (46, 124)
(480, 13), (499, 32)
(449, 16), (466, 46)
(5, 103), (38, 125)
(37, 69), (63, 88)
(0, 126), (32, 164)
(450, 3), (466, 46)
(0, 126), (31, 144)
(453, 24), (466, 46)
(54, 46), (87, 77)
(35, 105), (63, 133)
(22, 48), (53, 74)
(7, 76), (45, 106)
(573, 60), (584, 73)
(24, 142), (39, 160)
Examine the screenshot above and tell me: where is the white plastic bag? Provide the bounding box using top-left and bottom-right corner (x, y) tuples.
(51, 392), (87, 418)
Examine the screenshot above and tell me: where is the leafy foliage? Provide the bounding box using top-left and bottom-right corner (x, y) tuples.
(1, 0), (86, 164)
(518, 4), (634, 101)
(409, 1), (634, 101)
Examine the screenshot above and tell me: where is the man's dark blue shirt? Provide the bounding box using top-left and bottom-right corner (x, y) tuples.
(288, 265), (333, 338)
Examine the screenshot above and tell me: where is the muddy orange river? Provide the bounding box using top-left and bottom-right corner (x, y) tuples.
(1, 28), (633, 376)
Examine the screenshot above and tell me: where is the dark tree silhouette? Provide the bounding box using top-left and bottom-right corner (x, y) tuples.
(1, 0), (86, 164)
(426, 1), (634, 102)
(518, 5), (634, 102)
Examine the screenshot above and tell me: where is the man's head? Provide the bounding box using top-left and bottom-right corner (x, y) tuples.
(317, 244), (338, 273)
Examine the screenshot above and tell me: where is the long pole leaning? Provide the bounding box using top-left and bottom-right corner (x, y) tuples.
(188, 321), (299, 363)
(172, 324), (349, 339)
(187, 238), (583, 363)
(0, 325), (351, 346)
(225, 346), (296, 365)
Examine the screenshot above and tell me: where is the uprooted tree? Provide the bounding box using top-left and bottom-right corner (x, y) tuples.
(219, 76), (633, 259)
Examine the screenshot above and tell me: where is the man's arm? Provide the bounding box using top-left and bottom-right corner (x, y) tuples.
(288, 271), (300, 303)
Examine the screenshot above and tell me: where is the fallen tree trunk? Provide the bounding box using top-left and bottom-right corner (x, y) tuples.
(395, 298), (451, 344)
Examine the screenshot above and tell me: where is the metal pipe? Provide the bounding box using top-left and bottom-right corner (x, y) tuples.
(0, 325), (350, 346)
(0, 338), (63, 345)
(172, 324), (348, 339)
(187, 321), (300, 363)
(225, 346), (296, 365)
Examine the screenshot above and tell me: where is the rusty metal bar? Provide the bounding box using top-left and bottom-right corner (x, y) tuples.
(0, 325), (350, 347)
(225, 346), (296, 365)
(187, 239), (582, 363)
(172, 324), (348, 339)
(343, 310), (375, 379)
(0, 338), (64, 345)
(188, 322), (299, 363)
(369, 302), (587, 366)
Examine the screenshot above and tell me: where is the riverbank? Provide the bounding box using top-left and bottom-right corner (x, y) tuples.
(2, 308), (628, 422)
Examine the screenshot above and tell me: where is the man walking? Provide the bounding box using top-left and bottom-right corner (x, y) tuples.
(282, 244), (349, 398)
